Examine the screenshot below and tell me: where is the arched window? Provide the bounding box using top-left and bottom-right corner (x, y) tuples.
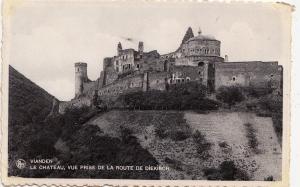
(232, 76), (236, 81)
(198, 62), (204, 66)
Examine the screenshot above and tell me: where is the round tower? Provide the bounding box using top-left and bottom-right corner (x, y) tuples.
(75, 62), (88, 98)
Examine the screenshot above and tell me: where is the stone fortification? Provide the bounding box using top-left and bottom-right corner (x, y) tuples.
(215, 61), (283, 90)
(60, 27), (283, 112)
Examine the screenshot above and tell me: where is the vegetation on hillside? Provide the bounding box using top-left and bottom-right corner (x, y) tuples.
(203, 160), (249, 180)
(216, 85), (283, 143)
(114, 82), (219, 110)
(192, 130), (212, 159)
(9, 66), (159, 179)
(216, 86), (245, 107)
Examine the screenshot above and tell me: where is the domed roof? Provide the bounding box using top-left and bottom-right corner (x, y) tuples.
(186, 28), (217, 42)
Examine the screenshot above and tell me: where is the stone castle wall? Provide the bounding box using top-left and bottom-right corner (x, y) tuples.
(59, 97), (91, 113)
(148, 72), (168, 91)
(98, 73), (144, 100)
(215, 61), (282, 90)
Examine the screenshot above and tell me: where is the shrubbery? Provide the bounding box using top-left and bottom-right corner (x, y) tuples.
(154, 112), (192, 141)
(115, 82), (219, 111)
(244, 123), (261, 154)
(257, 95), (283, 143)
(203, 160), (249, 180)
(216, 86), (245, 107)
(192, 130), (212, 159)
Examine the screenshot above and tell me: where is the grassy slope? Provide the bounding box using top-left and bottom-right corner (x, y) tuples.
(88, 110), (281, 180)
(9, 65), (57, 125)
(8, 65), (58, 173)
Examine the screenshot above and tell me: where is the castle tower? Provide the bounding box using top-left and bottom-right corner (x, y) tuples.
(138, 41), (144, 54)
(117, 42), (122, 55)
(75, 62), (88, 98)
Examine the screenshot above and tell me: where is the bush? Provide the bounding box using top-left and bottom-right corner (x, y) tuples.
(219, 141), (229, 148)
(264, 175), (274, 181)
(244, 123), (260, 154)
(154, 112), (192, 141)
(164, 157), (183, 171)
(244, 86), (274, 98)
(192, 130), (211, 159)
(216, 86), (245, 107)
(203, 160), (249, 180)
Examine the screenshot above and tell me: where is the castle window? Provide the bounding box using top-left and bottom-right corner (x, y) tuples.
(116, 60), (119, 65)
(198, 62), (204, 66)
(156, 80), (159, 83)
(137, 64), (140, 69)
(270, 74), (274, 77)
(186, 77), (190, 81)
(232, 76), (236, 81)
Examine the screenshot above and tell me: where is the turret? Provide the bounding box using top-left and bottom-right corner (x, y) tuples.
(225, 55), (228, 62)
(74, 62), (88, 98)
(117, 42), (122, 56)
(138, 41), (144, 54)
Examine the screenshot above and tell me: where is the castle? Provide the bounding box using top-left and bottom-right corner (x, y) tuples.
(68, 27), (282, 109)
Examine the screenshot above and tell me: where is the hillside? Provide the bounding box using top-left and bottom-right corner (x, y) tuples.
(8, 65), (58, 175)
(9, 66), (58, 124)
(87, 110), (281, 180)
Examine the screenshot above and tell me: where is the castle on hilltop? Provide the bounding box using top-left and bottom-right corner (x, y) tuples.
(68, 27), (282, 109)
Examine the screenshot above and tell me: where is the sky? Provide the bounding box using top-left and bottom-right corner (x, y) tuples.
(7, 1), (291, 101)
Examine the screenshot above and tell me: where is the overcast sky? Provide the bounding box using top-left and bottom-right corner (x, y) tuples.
(8, 1), (291, 101)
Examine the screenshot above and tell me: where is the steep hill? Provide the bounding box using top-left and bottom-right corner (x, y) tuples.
(8, 65), (59, 175)
(9, 65), (58, 124)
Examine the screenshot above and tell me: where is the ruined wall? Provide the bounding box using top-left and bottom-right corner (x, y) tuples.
(148, 72), (168, 91)
(104, 65), (118, 85)
(215, 61), (282, 90)
(98, 74), (144, 100)
(134, 50), (161, 73)
(169, 65), (205, 84)
(81, 80), (97, 98)
(59, 97), (91, 114)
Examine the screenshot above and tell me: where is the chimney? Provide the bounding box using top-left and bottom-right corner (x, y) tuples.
(225, 55), (228, 62)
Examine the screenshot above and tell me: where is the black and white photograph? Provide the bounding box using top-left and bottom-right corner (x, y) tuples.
(1, 0), (292, 186)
